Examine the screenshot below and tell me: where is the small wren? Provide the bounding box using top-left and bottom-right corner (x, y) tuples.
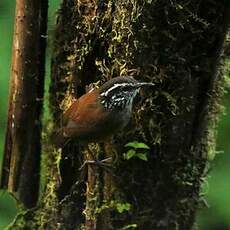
(53, 76), (154, 147)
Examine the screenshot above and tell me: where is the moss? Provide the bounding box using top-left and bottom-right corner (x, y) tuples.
(8, 0), (229, 229)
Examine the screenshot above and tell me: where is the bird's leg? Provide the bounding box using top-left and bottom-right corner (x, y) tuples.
(104, 137), (119, 164)
(79, 156), (112, 170)
(79, 143), (113, 171)
(101, 137), (121, 173)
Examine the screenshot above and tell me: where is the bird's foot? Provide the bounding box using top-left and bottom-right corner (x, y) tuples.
(79, 157), (113, 171)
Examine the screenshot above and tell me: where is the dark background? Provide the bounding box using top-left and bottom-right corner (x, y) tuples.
(0, 1), (229, 229)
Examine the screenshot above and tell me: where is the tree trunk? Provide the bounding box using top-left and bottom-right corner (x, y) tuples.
(5, 0), (230, 229)
(0, 0), (48, 208)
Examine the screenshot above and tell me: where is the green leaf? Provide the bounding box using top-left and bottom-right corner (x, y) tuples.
(124, 149), (136, 160)
(125, 141), (150, 150)
(116, 202), (131, 213)
(135, 153), (148, 161)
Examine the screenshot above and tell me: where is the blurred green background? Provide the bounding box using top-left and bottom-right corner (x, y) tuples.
(0, 1), (229, 229)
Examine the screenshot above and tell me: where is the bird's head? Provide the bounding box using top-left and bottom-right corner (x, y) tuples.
(99, 76), (154, 110)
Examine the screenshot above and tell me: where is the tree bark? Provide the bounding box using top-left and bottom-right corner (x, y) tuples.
(5, 0), (230, 229)
(0, 0), (48, 208)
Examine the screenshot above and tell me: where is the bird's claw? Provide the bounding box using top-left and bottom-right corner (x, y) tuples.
(79, 157), (113, 170)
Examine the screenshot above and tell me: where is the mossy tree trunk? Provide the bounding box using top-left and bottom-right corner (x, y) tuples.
(7, 0), (230, 229)
(0, 0), (48, 208)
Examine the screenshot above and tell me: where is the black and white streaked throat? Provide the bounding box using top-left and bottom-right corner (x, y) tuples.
(98, 76), (155, 110)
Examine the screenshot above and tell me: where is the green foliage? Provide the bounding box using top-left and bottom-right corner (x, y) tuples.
(198, 92), (230, 229)
(125, 149), (136, 160)
(135, 153), (148, 161)
(116, 202), (131, 213)
(125, 141), (150, 149)
(0, 1), (18, 228)
(96, 200), (131, 215)
(124, 141), (150, 161)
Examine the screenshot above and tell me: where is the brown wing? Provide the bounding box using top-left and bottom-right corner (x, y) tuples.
(62, 90), (109, 139)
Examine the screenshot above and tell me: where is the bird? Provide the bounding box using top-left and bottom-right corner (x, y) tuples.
(53, 76), (154, 147)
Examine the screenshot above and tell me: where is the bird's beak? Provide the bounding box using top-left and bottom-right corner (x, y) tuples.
(137, 82), (155, 88)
